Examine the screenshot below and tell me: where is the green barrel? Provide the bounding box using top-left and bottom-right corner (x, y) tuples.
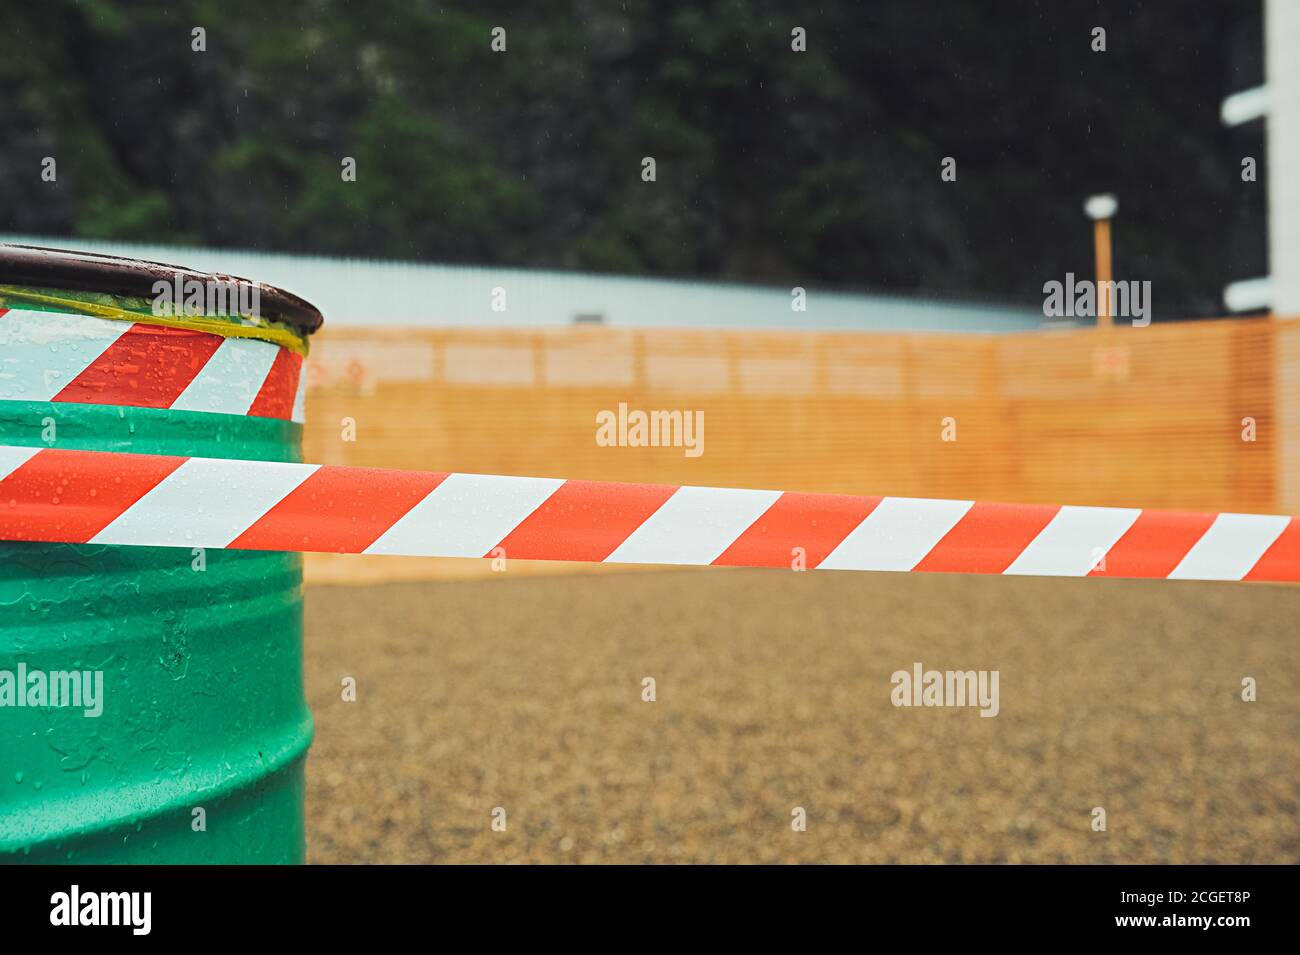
(0, 246), (323, 863)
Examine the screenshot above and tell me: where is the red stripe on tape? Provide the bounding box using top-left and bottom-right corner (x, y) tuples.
(230, 465), (448, 553)
(1243, 517), (1300, 581)
(1089, 509), (1216, 578)
(913, 502), (1060, 574)
(52, 324), (224, 409)
(494, 480), (677, 561)
(248, 348), (303, 420)
(0, 447), (186, 543)
(0, 308), (9, 319)
(713, 491), (881, 568)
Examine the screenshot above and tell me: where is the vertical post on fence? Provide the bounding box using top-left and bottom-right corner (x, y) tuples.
(1085, 193), (1119, 330)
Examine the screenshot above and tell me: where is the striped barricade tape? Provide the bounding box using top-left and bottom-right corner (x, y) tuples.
(0, 307), (306, 422)
(0, 445), (1297, 582)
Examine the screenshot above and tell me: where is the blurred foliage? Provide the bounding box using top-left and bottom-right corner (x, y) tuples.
(0, 0), (1266, 316)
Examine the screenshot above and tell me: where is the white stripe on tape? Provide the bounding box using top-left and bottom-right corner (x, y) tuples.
(365, 472), (564, 557)
(170, 336), (280, 416)
(1003, 505), (1140, 577)
(604, 486), (781, 565)
(818, 497), (972, 571)
(91, 458), (318, 548)
(1167, 512), (1290, 581)
(0, 445), (39, 482)
(0, 309), (130, 402)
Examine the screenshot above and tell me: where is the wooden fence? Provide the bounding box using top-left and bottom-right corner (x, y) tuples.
(301, 318), (1299, 582)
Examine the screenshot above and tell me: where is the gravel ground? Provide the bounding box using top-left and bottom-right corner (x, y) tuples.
(303, 569), (1300, 864)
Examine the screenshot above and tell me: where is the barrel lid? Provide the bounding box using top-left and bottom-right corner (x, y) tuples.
(0, 243), (323, 334)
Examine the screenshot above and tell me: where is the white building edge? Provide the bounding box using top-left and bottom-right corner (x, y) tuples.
(1223, 0), (1299, 317)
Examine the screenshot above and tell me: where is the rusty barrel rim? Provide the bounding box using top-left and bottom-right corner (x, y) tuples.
(0, 243), (324, 335)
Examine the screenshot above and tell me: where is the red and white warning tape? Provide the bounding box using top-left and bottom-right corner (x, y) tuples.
(0, 308), (306, 422)
(1, 445), (1297, 582)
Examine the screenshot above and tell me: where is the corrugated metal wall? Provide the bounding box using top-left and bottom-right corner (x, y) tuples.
(0, 235), (1042, 334)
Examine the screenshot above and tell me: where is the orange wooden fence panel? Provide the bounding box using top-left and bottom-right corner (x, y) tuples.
(301, 318), (1297, 583)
